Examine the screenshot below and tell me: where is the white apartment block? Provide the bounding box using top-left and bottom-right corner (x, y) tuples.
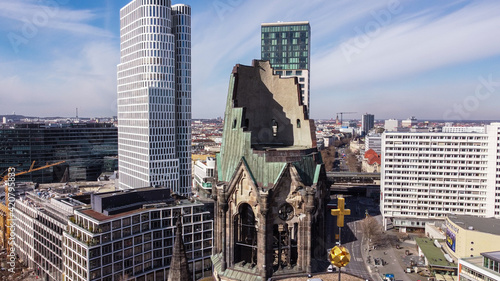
(365, 133), (382, 155)
(381, 123), (500, 230)
(117, 0), (192, 195)
(193, 157), (215, 192)
(384, 119), (399, 132)
(442, 126), (486, 133)
(401, 116), (418, 128)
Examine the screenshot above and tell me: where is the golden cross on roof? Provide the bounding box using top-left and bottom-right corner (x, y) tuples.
(331, 197), (350, 227)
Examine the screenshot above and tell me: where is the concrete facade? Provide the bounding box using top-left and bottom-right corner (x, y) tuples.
(14, 185), (212, 281)
(384, 119), (399, 132)
(365, 133), (382, 155)
(381, 123), (500, 230)
(193, 157), (216, 193)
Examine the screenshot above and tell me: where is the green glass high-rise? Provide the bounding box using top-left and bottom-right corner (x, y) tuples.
(261, 21), (311, 115)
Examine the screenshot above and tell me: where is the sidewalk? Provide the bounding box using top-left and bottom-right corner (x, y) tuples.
(360, 216), (412, 281)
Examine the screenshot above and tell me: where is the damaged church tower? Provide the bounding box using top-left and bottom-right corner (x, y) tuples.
(212, 60), (329, 280)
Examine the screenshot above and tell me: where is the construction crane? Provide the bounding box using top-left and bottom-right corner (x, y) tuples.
(2, 160), (66, 182)
(336, 112), (357, 125)
(0, 160), (66, 251)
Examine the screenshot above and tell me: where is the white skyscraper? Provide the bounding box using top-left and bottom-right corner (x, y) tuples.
(117, 0), (192, 195)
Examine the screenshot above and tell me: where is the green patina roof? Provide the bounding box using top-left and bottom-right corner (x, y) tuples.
(415, 237), (457, 268)
(217, 72), (320, 188)
(292, 155), (319, 186)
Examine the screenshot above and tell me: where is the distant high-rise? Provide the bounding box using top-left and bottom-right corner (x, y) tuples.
(361, 113), (375, 135)
(384, 119), (399, 132)
(117, 0), (192, 195)
(261, 21), (311, 115)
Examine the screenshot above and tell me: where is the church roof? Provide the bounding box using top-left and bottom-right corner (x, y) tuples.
(167, 218), (191, 281)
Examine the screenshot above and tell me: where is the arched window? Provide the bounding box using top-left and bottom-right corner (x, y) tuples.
(296, 119), (301, 128)
(272, 222), (298, 270)
(272, 119), (278, 137)
(234, 203), (257, 265)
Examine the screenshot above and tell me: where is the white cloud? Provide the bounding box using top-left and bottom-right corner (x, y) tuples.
(2, 0), (500, 120)
(190, 0), (389, 118)
(313, 1), (500, 89)
(0, 0), (118, 117)
(0, 40), (119, 117)
(0, 0), (113, 37)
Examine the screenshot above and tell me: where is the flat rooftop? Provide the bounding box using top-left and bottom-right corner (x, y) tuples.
(80, 199), (198, 222)
(261, 21), (309, 26)
(448, 215), (500, 236)
(416, 238), (456, 268)
(482, 251), (500, 262)
(91, 187), (174, 215)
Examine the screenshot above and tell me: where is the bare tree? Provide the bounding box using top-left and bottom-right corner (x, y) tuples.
(345, 148), (361, 172)
(320, 145), (337, 171)
(361, 216), (386, 248)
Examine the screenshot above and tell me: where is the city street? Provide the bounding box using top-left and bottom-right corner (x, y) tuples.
(326, 195), (372, 280)
(325, 196), (421, 281)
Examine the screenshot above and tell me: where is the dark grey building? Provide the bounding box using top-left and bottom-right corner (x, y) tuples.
(0, 123), (117, 183)
(361, 113), (375, 135)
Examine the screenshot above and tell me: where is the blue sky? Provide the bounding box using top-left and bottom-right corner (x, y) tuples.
(1, 0), (500, 121)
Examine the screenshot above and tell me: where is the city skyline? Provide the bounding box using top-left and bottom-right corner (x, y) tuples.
(1, 0), (500, 120)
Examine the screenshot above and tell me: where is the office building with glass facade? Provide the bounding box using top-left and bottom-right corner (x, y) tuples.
(63, 188), (213, 281)
(14, 186), (213, 281)
(362, 113), (375, 135)
(0, 123), (117, 183)
(261, 21), (311, 115)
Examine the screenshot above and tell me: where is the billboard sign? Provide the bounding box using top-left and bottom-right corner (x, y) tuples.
(446, 229), (456, 252)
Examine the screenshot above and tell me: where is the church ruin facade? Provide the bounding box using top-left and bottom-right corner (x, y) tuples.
(212, 60), (329, 280)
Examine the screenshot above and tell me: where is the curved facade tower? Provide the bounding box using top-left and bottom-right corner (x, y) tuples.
(118, 0), (191, 195)
(172, 4), (192, 196)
